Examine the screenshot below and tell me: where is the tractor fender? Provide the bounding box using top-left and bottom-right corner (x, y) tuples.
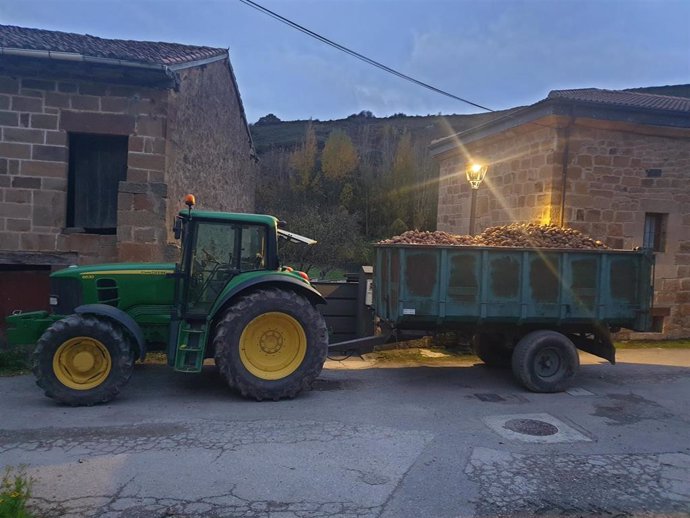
(75, 304), (147, 360)
(210, 274), (326, 320)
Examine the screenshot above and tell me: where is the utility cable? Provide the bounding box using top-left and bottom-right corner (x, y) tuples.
(239, 0), (494, 112)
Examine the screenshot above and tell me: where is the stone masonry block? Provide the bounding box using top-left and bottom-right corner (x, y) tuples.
(0, 111), (18, 126)
(133, 227), (157, 243)
(0, 95), (8, 110)
(3, 127), (44, 144)
(61, 110), (135, 135)
(100, 97), (129, 113)
(128, 152), (165, 171)
(45, 92), (70, 108)
(150, 182), (167, 198)
(31, 114), (58, 130)
(126, 168), (149, 183)
(128, 136), (145, 153)
(11, 176), (41, 189)
(32, 145), (67, 162)
(11, 95), (43, 112)
(0, 232), (19, 248)
(118, 181), (148, 194)
(6, 218), (30, 232)
(45, 131), (68, 146)
(20, 160), (67, 179)
(70, 95), (100, 111)
(42, 178), (67, 191)
(0, 202), (31, 218)
(4, 189), (30, 203)
(0, 142), (31, 159)
(136, 116), (166, 138)
(117, 193), (134, 211)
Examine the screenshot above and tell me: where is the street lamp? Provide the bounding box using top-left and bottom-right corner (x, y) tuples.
(466, 162), (487, 236)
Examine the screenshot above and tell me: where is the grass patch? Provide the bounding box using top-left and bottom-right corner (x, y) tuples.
(615, 339), (690, 349)
(0, 346), (32, 377)
(0, 467), (34, 518)
(141, 351), (168, 365)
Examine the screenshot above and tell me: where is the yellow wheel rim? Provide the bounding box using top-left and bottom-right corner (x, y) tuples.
(53, 337), (112, 390)
(239, 312), (307, 380)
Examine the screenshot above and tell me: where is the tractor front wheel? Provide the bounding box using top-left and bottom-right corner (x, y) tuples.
(213, 289), (328, 401)
(33, 314), (135, 406)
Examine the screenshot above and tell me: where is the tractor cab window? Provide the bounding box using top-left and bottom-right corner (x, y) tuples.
(241, 225), (266, 271)
(186, 222), (267, 314)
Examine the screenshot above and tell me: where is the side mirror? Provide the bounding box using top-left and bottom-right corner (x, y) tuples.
(173, 217), (183, 240)
(277, 220), (288, 230)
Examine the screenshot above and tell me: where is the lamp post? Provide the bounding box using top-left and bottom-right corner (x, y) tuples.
(466, 162), (487, 236)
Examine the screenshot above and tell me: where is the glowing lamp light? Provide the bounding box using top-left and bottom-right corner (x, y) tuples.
(466, 163), (488, 189)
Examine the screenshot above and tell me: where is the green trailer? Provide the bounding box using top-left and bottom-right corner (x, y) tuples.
(338, 244), (654, 393)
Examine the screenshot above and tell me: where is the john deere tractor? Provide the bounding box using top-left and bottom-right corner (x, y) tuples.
(6, 197), (328, 405)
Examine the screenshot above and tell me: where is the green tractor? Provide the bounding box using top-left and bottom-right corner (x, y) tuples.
(6, 198), (329, 405)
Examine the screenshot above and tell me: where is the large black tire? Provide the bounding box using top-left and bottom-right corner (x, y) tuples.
(33, 314), (135, 406)
(511, 330), (579, 393)
(213, 288), (328, 401)
(472, 333), (512, 368)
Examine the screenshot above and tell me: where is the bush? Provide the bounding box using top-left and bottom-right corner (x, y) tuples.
(0, 346), (32, 376)
(0, 467), (33, 518)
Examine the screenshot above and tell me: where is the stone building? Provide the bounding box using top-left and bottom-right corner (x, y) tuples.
(430, 87), (690, 339)
(0, 25), (256, 333)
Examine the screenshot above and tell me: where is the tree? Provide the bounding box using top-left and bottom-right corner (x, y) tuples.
(390, 131), (415, 226)
(255, 113), (281, 125)
(321, 130), (358, 182)
(279, 205), (367, 277)
(289, 123), (318, 194)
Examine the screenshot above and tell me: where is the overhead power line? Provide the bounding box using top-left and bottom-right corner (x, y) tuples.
(239, 0), (494, 112)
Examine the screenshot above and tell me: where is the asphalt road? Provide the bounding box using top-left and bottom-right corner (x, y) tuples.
(1, 349), (689, 518)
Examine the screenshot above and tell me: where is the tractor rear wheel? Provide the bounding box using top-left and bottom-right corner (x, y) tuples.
(213, 288), (328, 401)
(33, 314), (135, 406)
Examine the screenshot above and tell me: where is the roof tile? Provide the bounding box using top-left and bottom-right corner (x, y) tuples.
(0, 24), (226, 66)
(548, 88), (690, 113)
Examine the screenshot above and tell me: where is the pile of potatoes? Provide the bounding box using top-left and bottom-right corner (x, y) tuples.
(379, 223), (608, 249)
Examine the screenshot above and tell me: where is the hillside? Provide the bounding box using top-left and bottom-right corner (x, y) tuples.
(250, 109), (516, 155)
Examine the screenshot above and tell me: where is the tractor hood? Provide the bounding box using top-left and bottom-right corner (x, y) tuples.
(52, 263), (175, 279)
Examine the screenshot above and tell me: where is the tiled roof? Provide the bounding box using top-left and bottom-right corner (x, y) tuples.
(548, 88), (690, 113)
(0, 24), (226, 66)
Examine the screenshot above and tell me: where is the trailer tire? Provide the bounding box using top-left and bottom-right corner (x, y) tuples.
(213, 288), (328, 401)
(33, 314), (135, 406)
(511, 330), (579, 393)
(472, 333), (512, 368)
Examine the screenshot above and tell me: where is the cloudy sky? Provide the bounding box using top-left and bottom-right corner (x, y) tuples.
(1, 0), (688, 122)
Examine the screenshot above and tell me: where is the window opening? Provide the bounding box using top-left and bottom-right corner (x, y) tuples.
(67, 133), (128, 234)
(643, 213), (667, 252)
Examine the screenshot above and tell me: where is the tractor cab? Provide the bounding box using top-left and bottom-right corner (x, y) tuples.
(167, 196), (324, 380)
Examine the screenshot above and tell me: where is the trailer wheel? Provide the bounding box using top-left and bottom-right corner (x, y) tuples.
(213, 288), (328, 401)
(472, 333), (513, 368)
(511, 330), (579, 393)
(33, 314), (135, 406)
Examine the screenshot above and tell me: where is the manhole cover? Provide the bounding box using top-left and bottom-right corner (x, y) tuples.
(503, 418), (558, 436)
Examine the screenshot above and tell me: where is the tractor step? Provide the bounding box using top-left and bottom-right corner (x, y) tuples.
(174, 321), (208, 373)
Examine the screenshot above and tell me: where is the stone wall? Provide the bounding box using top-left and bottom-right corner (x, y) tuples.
(436, 117), (690, 338)
(561, 121), (690, 338)
(437, 124), (560, 234)
(0, 73), (168, 265)
(165, 59), (256, 249)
